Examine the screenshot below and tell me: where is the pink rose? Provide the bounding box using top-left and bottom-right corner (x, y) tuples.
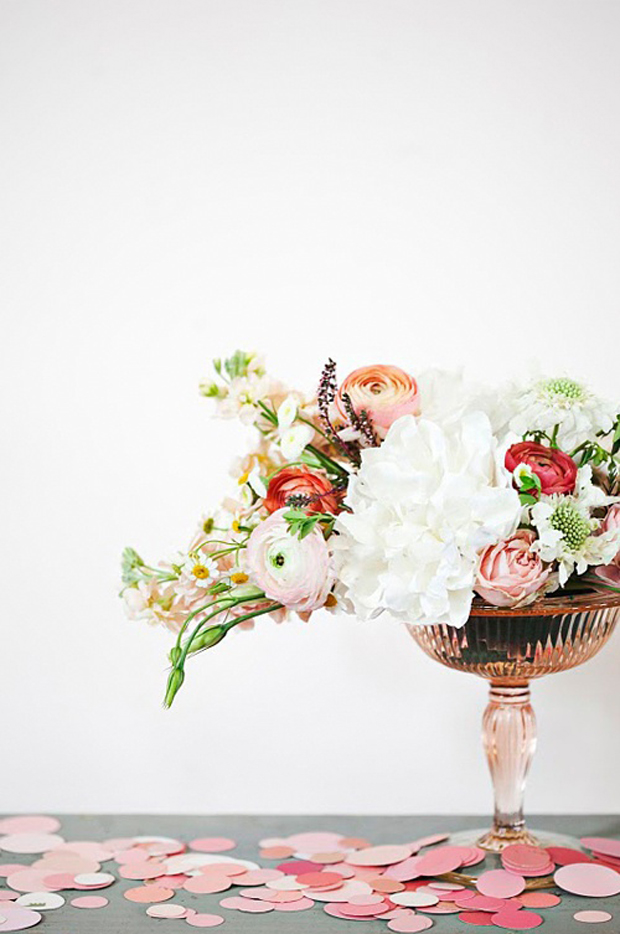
(475, 530), (551, 607)
(334, 364), (420, 438)
(246, 509), (335, 613)
(594, 504), (620, 588)
(600, 504), (620, 567)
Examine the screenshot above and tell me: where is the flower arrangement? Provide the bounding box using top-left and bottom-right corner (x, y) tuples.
(121, 353), (620, 706)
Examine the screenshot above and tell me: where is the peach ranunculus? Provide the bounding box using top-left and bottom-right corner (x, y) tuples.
(246, 509), (335, 613)
(334, 364), (420, 438)
(264, 466), (340, 515)
(475, 530), (551, 607)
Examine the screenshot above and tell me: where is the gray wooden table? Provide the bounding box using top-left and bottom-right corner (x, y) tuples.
(3, 815), (620, 933)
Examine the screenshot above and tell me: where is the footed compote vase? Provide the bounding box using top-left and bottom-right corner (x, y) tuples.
(408, 592), (620, 853)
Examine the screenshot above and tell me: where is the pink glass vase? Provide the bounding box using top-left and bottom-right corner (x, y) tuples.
(408, 592), (620, 852)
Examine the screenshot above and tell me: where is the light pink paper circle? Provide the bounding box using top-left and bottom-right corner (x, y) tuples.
(347, 845), (412, 867)
(0, 836), (64, 855)
(554, 863), (620, 897)
(0, 907), (41, 932)
(70, 895), (108, 909)
(580, 838), (620, 859)
(235, 898), (274, 913)
(477, 869), (526, 898)
(273, 897), (315, 911)
(145, 903), (187, 919)
(0, 819), (60, 837)
(189, 839), (235, 854)
(387, 914), (433, 933)
(5, 871), (55, 894)
(574, 910), (613, 923)
(185, 913), (225, 927)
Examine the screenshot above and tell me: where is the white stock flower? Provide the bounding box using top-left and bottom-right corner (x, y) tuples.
(501, 377), (616, 450)
(277, 394), (299, 429)
(333, 413), (522, 628)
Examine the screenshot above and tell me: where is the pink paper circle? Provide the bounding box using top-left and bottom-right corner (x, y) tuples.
(123, 886), (174, 903)
(70, 896), (108, 909)
(491, 908), (543, 929)
(234, 869), (283, 885)
(555, 863), (620, 897)
(546, 847), (591, 866)
(0, 869), (28, 880)
(414, 845), (467, 875)
(189, 838), (236, 853)
(183, 874), (231, 895)
(518, 891), (561, 908)
(477, 869), (526, 899)
(185, 913), (225, 927)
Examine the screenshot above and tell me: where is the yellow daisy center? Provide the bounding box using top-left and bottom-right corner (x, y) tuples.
(192, 564), (211, 580)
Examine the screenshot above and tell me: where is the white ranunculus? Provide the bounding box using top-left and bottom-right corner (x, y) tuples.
(332, 413), (522, 628)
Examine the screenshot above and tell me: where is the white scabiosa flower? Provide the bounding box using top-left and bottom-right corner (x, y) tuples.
(529, 467), (620, 584)
(503, 377), (616, 450)
(332, 413), (522, 628)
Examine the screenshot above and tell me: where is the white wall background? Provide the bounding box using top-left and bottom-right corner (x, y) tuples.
(2, 0), (620, 816)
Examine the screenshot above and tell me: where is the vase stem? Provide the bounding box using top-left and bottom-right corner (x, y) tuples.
(478, 680), (538, 851)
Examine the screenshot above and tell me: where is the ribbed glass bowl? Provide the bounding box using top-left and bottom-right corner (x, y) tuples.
(408, 591), (619, 682)
(407, 591), (620, 852)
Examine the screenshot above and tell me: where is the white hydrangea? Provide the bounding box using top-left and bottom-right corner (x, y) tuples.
(498, 376), (616, 451)
(332, 413), (522, 628)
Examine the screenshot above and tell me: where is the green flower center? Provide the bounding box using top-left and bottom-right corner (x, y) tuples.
(271, 552), (286, 568)
(541, 377), (585, 402)
(550, 501), (590, 550)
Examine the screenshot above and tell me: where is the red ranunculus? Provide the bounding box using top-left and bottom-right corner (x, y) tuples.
(264, 467), (340, 515)
(505, 441), (577, 495)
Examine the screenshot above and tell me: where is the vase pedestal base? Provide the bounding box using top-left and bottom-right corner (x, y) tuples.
(448, 826), (581, 854)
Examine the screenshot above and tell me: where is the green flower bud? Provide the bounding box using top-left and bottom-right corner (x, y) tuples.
(164, 667), (185, 708)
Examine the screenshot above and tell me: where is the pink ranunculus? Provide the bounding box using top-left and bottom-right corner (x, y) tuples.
(505, 441), (577, 495)
(475, 530), (551, 607)
(246, 509), (335, 613)
(334, 364), (420, 438)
